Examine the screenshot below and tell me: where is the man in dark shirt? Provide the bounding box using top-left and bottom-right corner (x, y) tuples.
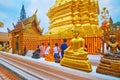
(60, 38), (68, 58)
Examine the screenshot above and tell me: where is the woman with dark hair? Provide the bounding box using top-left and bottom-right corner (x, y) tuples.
(32, 45), (40, 59)
(40, 43), (46, 57)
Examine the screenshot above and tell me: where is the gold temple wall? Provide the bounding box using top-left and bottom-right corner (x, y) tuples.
(39, 36), (102, 54)
(22, 31), (41, 53)
(10, 30), (103, 54)
(23, 37), (40, 52)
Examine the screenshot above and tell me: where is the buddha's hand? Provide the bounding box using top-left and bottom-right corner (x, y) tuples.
(64, 47), (71, 53)
(64, 50), (69, 55)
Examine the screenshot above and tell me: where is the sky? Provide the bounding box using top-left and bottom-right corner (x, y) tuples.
(0, 0), (120, 34)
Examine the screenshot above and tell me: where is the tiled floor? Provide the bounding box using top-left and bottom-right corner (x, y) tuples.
(0, 64), (24, 80)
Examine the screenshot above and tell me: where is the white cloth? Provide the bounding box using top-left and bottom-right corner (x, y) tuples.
(53, 47), (60, 54)
(45, 46), (50, 54)
(26, 50), (35, 57)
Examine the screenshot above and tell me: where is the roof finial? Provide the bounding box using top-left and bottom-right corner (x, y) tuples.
(20, 4), (26, 20)
(35, 9), (38, 14)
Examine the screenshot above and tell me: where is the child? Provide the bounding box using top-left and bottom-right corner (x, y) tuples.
(53, 43), (60, 63)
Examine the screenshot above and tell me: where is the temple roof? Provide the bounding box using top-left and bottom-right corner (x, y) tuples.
(11, 11), (43, 35)
(0, 32), (9, 41)
(0, 22), (4, 27)
(20, 5), (26, 20)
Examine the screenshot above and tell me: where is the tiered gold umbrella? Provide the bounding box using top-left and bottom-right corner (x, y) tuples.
(0, 21), (4, 27)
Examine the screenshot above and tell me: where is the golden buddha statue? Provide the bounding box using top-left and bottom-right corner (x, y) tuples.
(60, 28), (92, 72)
(64, 28), (88, 59)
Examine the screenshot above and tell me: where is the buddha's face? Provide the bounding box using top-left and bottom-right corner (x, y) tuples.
(72, 29), (79, 38)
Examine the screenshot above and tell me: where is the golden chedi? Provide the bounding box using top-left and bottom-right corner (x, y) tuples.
(60, 28), (92, 72)
(45, 0), (102, 39)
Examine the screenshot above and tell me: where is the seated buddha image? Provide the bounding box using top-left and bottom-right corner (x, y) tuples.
(60, 28), (92, 72)
(64, 28), (88, 59)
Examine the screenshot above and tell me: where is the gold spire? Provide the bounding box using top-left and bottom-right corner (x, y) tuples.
(46, 0), (102, 38)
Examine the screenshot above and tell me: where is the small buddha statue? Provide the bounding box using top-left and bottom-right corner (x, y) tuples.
(60, 28), (92, 72)
(64, 28), (88, 59)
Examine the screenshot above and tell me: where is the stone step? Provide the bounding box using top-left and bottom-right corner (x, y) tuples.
(0, 51), (119, 80)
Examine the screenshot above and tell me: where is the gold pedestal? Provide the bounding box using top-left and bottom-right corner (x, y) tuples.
(60, 56), (92, 72)
(96, 57), (120, 77)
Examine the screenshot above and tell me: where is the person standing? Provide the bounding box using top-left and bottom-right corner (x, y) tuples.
(40, 43), (46, 57)
(53, 43), (60, 63)
(60, 38), (68, 58)
(45, 43), (50, 55)
(45, 43), (54, 62)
